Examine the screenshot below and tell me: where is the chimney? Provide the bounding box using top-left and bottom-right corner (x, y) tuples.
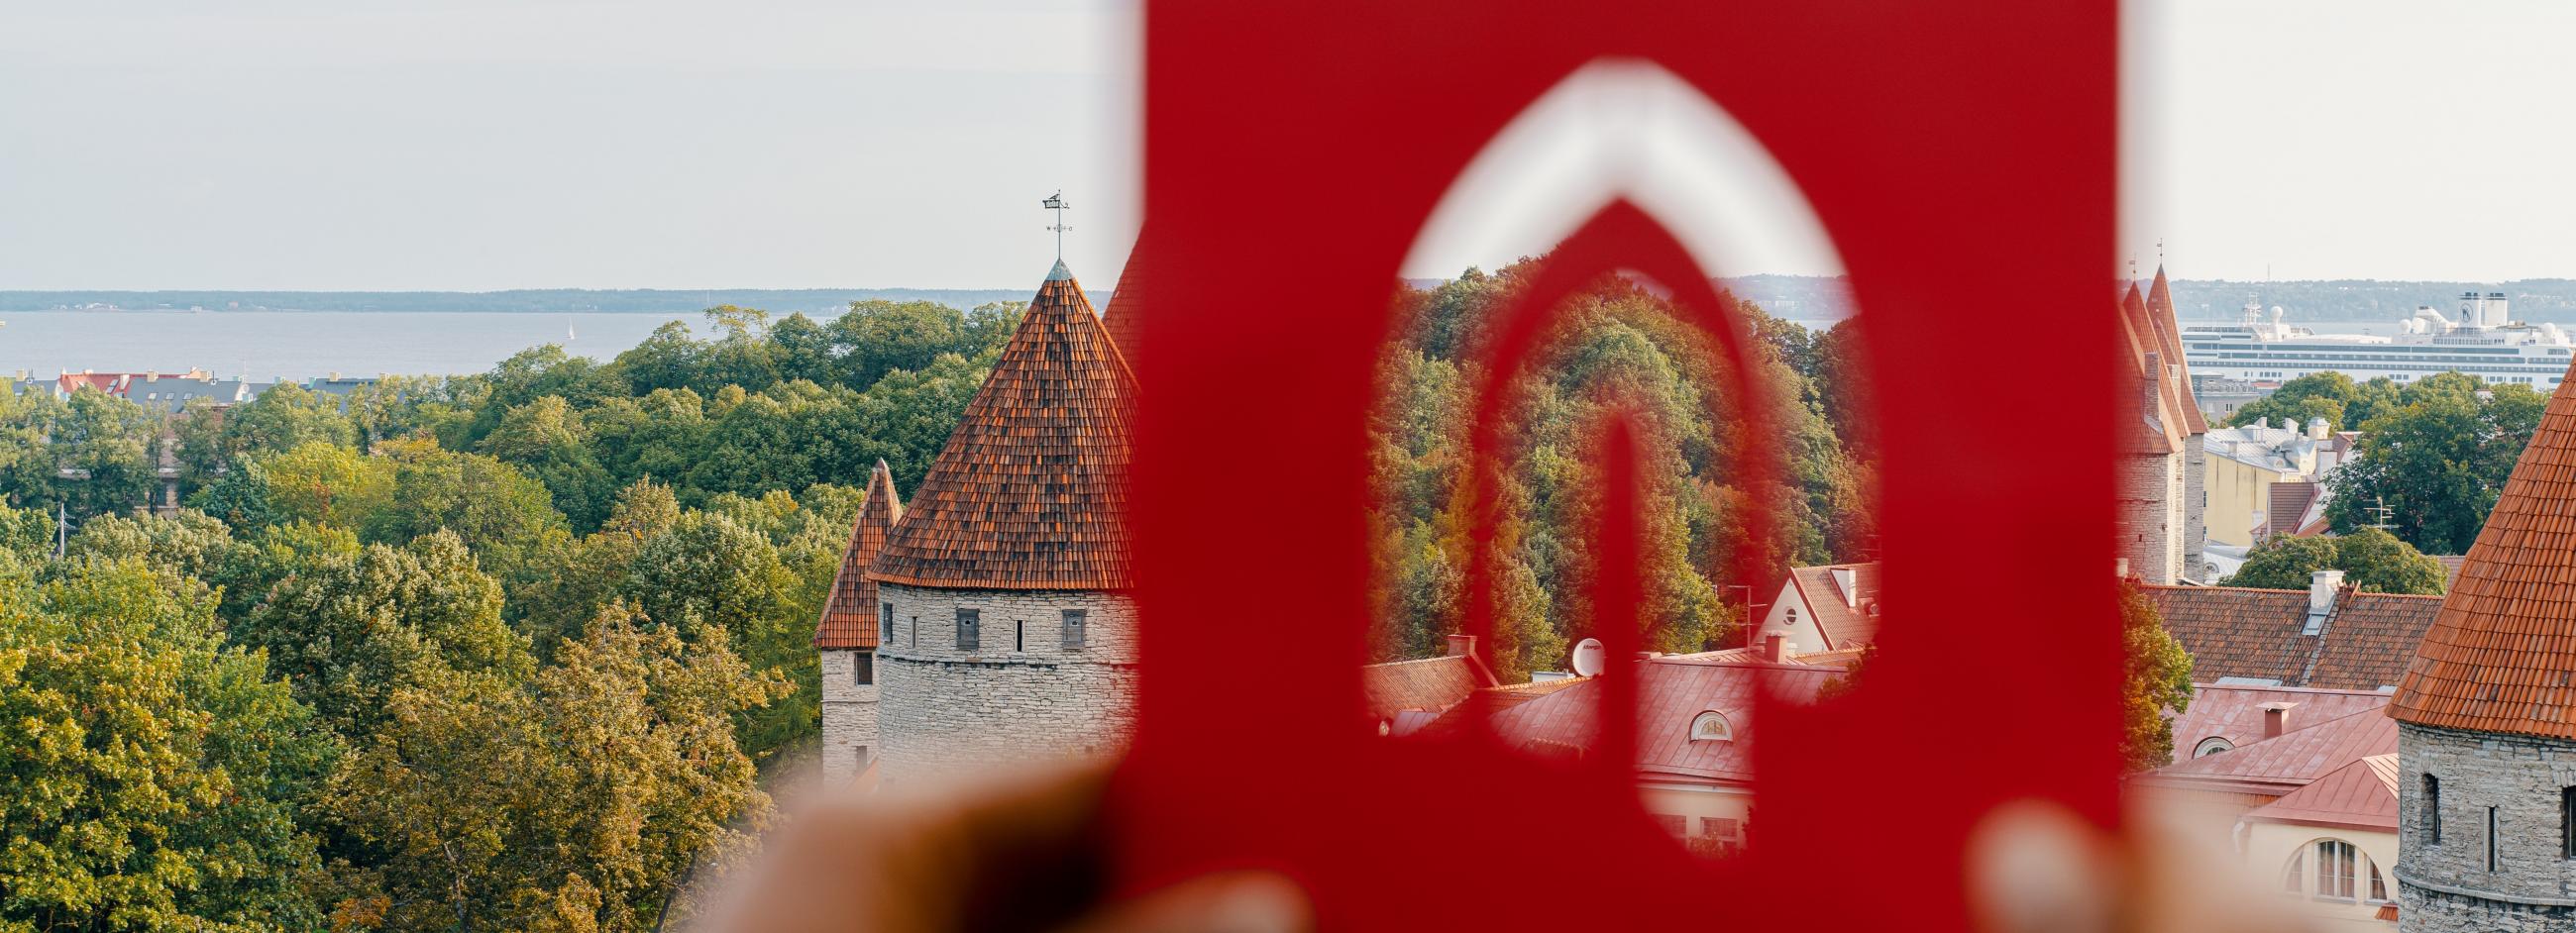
(2259, 701), (2298, 739)
(2140, 352), (2163, 415)
(2303, 569), (2344, 635)
(2307, 416), (2329, 441)
(1762, 634), (1787, 664)
(1446, 634), (1475, 658)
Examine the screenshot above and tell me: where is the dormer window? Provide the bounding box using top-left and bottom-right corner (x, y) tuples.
(1689, 710), (1734, 742)
(2193, 736), (2233, 758)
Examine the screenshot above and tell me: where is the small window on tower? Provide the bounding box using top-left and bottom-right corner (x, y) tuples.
(956, 608), (980, 651)
(853, 652), (873, 685)
(1016, 620), (1025, 652)
(2562, 786), (2575, 860)
(881, 602), (895, 641)
(2423, 774), (2442, 845)
(1063, 609), (1088, 650)
(910, 617), (918, 649)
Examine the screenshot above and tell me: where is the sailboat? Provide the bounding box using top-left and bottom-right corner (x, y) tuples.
(567, 319), (577, 343)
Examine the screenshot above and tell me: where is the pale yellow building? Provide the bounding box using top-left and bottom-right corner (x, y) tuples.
(2203, 416), (2357, 550)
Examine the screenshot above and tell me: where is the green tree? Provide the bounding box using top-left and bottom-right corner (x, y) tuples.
(224, 383), (357, 458)
(2223, 528), (2447, 594)
(2120, 578), (2195, 772)
(2324, 374), (2545, 554)
(0, 555), (335, 931)
(234, 532), (533, 734)
(319, 605), (781, 932)
(481, 396), (616, 533)
(51, 389), (159, 518)
(619, 512), (814, 756)
(2224, 371), (2400, 434)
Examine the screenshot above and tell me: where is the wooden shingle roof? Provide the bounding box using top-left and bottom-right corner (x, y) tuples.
(867, 262), (1137, 590)
(2393, 361), (2576, 738)
(2146, 584), (2441, 691)
(815, 460), (905, 649)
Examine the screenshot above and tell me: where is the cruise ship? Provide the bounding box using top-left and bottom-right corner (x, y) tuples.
(2181, 292), (2576, 389)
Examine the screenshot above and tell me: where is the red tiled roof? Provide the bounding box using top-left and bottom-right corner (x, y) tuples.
(814, 460), (904, 650)
(2267, 481), (2318, 538)
(1360, 653), (1499, 723)
(1100, 229), (1150, 369)
(2163, 683), (2390, 767)
(2118, 285), (2183, 456)
(1475, 659), (1840, 785)
(2308, 592), (2444, 692)
(2394, 359), (2576, 738)
(2241, 754), (2399, 832)
(2144, 266), (2207, 435)
(1783, 563), (1880, 650)
(2144, 585), (2440, 692)
(867, 262), (1138, 590)
(2139, 706), (2397, 795)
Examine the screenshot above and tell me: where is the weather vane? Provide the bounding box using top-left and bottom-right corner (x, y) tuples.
(1043, 190), (1070, 260)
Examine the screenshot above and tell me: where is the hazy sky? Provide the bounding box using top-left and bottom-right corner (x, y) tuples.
(1, 1), (2569, 290)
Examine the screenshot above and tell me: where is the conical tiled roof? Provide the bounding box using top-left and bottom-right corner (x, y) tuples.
(2393, 360), (2576, 738)
(1100, 229), (1150, 368)
(2144, 265), (2207, 434)
(866, 264), (1136, 590)
(814, 460), (905, 649)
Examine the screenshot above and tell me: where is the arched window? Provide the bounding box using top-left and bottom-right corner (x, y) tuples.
(2313, 839), (2357, 899)
(1689, 710), (1733, 742)
(2193, 736), (2233, 758)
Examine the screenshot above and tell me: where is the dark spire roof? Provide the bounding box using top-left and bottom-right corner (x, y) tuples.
(815, 460), (905, 649)
(867, 265), (1136, 590)
(2392, 360), (2576, 738)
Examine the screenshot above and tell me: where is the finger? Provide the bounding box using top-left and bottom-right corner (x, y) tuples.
(1968, 800), (2119, 933)
(708, 759), (1118, 933)
(1051, 872), (1311, 933)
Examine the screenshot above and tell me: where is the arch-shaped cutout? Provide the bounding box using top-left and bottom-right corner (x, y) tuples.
(1399, 57), (1848, 283)
(2193, 736), (2233, 758)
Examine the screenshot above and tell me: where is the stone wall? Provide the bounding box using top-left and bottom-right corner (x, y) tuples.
(874, 582), (1139, 782)
(2182, 434), (2207, 581)
(2117, 450), (2186, 583)
(2397, 722), (2576, 931)
(819, 648), (879, 784)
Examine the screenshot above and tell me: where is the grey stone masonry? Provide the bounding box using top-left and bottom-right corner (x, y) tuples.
(819, 649), (879, 783)
(874, 582), (1138, 783)
(2182, 434), (2207, 581)
(2398, 722), (2576, 932)
(2118, 450), (2186, 584)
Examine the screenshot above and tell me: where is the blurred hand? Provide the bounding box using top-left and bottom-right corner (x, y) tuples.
(1971, 800), (2324, 933)
(707, 761), (1309, 933)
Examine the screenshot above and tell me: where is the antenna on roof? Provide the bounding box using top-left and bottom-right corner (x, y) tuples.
(2365, 496), (2398, 534)
(1042, 190), (1071, 261)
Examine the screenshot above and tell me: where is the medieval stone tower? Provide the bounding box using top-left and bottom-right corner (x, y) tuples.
(2116, 266), (2207, 584)
(2390, 362), (2576, 931)
(814, 459), (903, 783)
(861, 259), (1140, 780)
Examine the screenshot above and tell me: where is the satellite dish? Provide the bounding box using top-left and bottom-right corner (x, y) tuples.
(1569, 637), (1607, 677)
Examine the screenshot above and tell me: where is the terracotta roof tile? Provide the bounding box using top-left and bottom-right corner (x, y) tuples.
(2144, 266), (2208, 435)
(814, 460), (904, 649)
(867, 264), (1138, 590)
(1784, 563), (1880, 649)
(2119, 284), (2184, 455)
(1360, 653), (1499, 723)
(2144, 585), (2440, 692)
(1100, 229), (1150, 369)
(2393, 360), (2576, 738)
(2241, 754), (2400, 832)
